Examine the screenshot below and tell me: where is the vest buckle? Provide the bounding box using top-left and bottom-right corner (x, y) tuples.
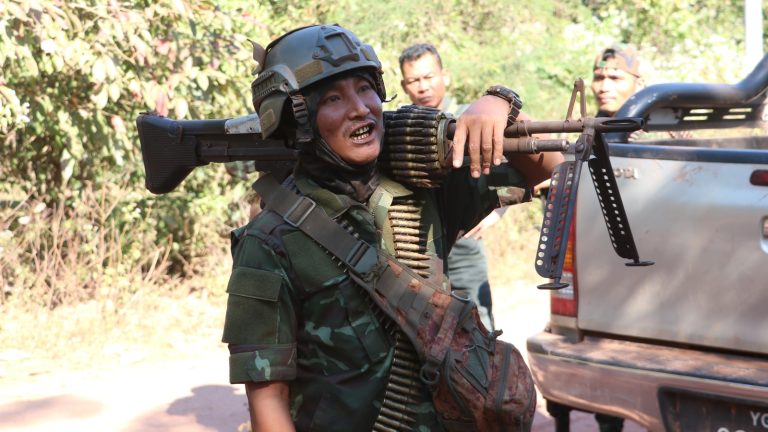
(284, 196), (316, 227)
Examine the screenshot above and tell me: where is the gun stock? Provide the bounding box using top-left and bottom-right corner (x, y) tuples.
(136, 113), (297, 194)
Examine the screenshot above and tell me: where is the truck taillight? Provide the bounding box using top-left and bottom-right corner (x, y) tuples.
(551, 214), (577, 316)
(751, 169), (768, 186)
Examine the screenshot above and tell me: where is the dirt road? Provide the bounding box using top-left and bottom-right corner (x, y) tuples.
(0, 281), (645, 432)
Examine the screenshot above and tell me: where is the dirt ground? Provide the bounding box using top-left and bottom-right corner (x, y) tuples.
(0, 279), (646, 432)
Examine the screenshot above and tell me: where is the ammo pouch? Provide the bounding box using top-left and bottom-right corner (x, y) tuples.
(254, 174), (536, 432)
(351, 254), (536, 431)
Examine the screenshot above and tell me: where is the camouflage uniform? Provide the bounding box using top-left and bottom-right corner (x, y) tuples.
(223, 163), (526, 431)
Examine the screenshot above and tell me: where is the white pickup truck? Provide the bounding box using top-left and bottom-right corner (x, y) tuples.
(526, 55), (768, 432)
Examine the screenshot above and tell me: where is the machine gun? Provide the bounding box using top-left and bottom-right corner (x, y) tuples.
(136, 79), (652, 289)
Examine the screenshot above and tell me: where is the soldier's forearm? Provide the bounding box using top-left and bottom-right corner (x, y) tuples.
(245, 381), (295, 432)
(508, 151), (565, 189)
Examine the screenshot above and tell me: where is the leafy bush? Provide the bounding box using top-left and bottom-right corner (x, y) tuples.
(1, 1), (268, 293)
(0, 1), (268, 196)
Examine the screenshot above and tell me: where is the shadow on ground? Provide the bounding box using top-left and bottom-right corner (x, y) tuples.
(0, 395), (103, 428)
(126, 385), (249, 432)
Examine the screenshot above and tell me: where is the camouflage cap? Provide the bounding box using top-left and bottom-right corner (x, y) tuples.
(593, 45), (641, 77)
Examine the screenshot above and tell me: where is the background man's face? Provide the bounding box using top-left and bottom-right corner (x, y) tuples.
(591, 66), (641, 116)
(400, 53), (449, 109)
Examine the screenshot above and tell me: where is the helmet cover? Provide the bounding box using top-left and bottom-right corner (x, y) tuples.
(251, 24), (387, 139)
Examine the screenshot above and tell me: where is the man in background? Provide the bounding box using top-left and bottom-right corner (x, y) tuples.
(591, 45), (645, 117)
(549, 43), (649, 432)
(399, 43), (520, 331)
(592, 45), (690, 143)
(399, 44), (458, 113)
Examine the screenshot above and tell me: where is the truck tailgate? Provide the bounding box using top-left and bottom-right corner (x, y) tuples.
(575, 144), (768, 354)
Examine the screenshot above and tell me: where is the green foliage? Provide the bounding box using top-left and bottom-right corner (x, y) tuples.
(245, 0), (752, 117)
(582, 0), (749, 83)
(0, 0), (269, 199)
(0, 0), (268, 282)
(584, 0), (743, 50)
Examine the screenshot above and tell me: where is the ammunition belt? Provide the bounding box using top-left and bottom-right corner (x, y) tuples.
(381, 105), (453, 188)
(389, 197), (431, 280)
(370, 194), (436, 431)
(351, 193), (433, 431)
(371, 300), (428, 432)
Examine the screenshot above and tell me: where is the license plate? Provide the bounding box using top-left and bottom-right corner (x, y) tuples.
(659, 388), (768, 432)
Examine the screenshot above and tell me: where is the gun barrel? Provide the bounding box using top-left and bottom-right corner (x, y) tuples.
(443, 116), (643, 154)
(505, 117), (644, 136)
(501, 137), (570, 153)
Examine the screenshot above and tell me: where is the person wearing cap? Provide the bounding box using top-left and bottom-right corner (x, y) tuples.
(591, 45), (645, 117)
(592, 46), (692, 143)
(222, 24), (561, 431)
(562, 45), (646, 432)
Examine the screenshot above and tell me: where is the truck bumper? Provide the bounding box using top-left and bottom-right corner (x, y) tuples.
(527, 332), (768, 432)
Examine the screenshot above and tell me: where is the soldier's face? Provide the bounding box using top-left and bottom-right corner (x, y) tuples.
(400, 53), (449, 109)
(315, 75), (384, 165)
(591, 66), (642, 116)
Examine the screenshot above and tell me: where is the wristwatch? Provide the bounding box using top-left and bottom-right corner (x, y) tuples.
(484, 85), (523, 123)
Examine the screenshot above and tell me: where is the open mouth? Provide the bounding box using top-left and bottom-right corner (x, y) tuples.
(350, 124), (374, 142)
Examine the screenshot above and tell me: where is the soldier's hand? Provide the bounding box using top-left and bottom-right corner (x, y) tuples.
(452, 95), (509, 178)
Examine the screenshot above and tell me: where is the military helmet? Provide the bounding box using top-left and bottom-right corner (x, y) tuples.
(251, 24), (387, 142)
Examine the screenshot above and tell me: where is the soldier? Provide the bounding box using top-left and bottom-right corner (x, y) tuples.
(591, 45), (690, 143)
(222, 24), (562, 431)
(591, 45), (645, 117)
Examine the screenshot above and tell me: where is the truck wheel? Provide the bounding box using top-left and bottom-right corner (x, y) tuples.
(595, 412), (625, 432)
(546, 400), (571, 432)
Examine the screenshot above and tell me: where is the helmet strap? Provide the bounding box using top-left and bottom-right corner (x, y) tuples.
(289, 92), (313, 145)
(373, 70), (387, 102)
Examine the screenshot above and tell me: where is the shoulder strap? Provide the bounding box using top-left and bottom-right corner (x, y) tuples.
(255, 174), (469, 378)
(253, 173), (378, 278)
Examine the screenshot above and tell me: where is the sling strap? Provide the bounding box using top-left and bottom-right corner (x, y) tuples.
(253, 173), (379, 278)
(253, 173), (466, 370)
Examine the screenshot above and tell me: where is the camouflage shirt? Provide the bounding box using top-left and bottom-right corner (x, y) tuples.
(223, 165), (527, 431)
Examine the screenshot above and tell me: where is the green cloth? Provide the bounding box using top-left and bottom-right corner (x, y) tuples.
(223, 164), (526, 431)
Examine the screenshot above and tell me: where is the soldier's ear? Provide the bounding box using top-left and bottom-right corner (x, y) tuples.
(442, 69), (451, 88)
(400, 79), (407, 92)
